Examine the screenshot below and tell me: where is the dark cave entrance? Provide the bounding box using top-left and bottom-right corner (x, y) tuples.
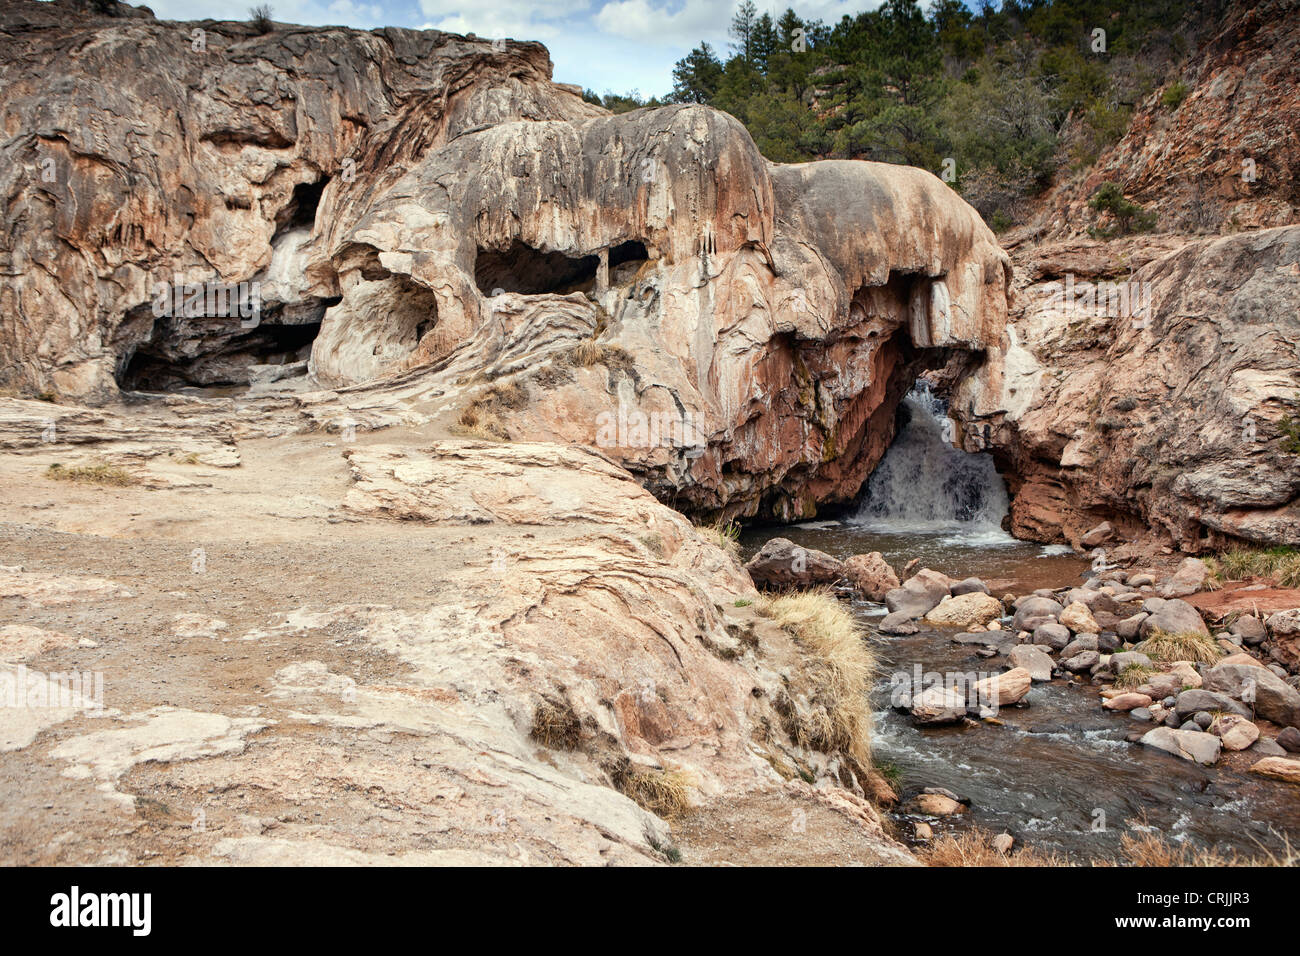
(116, 313), (322, 392)
(276, 177), (328, 232)
(473, 240), (600, 296)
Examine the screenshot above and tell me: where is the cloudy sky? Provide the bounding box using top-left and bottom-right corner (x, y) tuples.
(141, 0), (883, 98)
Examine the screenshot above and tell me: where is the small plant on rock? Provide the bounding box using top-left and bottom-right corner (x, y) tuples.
(248, 4), (274, 33)
(1088, 182), (1157, 238)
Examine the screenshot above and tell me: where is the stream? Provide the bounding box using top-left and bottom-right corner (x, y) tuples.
(741, 385), (1299, 863)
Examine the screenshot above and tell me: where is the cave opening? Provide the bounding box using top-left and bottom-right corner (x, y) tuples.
(474, 240), (599, 296)
(609, 240), (648, 268)
(277, 177), (328, 233)
(117, 316), (322, 393)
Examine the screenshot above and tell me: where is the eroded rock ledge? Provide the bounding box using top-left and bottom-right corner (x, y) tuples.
(0, 0), (1010, 522)
(949, 227), (1300, 552)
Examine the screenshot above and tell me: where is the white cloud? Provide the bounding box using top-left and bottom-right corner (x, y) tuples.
(593, 0), (880, 50)
(418, 0), (587, 41)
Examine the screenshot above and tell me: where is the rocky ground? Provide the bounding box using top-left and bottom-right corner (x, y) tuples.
(0, 393), (912, 866)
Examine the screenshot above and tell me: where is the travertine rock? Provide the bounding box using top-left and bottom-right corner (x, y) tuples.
(0, 1), (1010, 522)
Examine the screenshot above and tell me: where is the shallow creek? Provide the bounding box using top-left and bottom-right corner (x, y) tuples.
(739, 387), (1299, 862)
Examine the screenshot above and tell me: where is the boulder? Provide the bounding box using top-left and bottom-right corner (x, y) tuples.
(745, 538), (842, 588)
(924, 592), (1004, 628)
(1209, 714), (1260, 751)
(1248, 756), (1300, 785)
(1278, 726), (1300, 753)
(1032, 622), (1072, 650)
(1102, 650), (1154, 671)
(884, 569), (953, 620)
(1080, 522), (1114, 548)
(1011, 597), (1064, 633)
(1217, 652), (1266, 669)
(1104, 692), (1153, 712)
(1116, 612), (1148, 641)
(909, 685), (968, 726)
(1138, 727), (1222, 766)
(1265, 609), (1300, 669)
(1202, 662), (1300, 729)
(1156, 557), (1210, 598)
(1059, 601), (1101, 634)
(1061, 635), (1099, 658)
(910, 792), (965, 816)
(878, 611), (919, 635)
(1136, 673), (1183, 700)
(1139, 598), (1209, 639)
(1128, 573), (1156, 588)
(1265, 608), (1300, 638)
(991, 832), (1015, 854)
(972, 668), (1032, 708)
(1252, 737), (1288, 757)
(841, 552), (900, 600)
(1173, 689), (1251, 721)
(1168, 660), (1202, 689)
(1062, 650), (1100, 673)
(950, 577), (990, 596)
(1007, 645), (1055, 682)
(1230, 615), (1267, 645)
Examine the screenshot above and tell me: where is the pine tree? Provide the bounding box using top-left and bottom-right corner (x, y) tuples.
(729, 0), (759, 62)
(671, 43), (724, 104)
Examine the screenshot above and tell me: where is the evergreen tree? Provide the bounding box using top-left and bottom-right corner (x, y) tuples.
(671, 43), (724, 104)
(729, 0), (759, 62)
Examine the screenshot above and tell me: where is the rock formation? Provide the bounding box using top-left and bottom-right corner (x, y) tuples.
(0, 0), (1010, 523)
(942, 0), (1300, 553)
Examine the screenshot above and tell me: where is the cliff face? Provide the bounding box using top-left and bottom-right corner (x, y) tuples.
(0, 0), (1010, 522)
(1030, 0), (1300, 240)
(944, 0), (1300, 554)
(0, 0), (601, 401)
(950, 228), (1300, 553)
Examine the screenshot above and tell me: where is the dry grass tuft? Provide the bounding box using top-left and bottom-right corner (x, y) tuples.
(922, 829), (1068, 867)
(611, 764), (693, 818)
(45, 462), (138, 486)
(695, 520), (741, 560)
(565, 340), (635, 372)
(1206, 546), (1300, 589)
(758, 588), (874, 766)
(530, 698), (581, 750)
(1119, 830), (1297, 867)
(1113, 664), (1157, 690)
(1134, 628), (1223, 664)
(452, 380), (528, 441)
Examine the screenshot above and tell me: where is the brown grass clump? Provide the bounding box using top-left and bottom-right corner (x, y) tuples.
(1134, 628), (1223, 664)
(452, 380), (528, 441)
(565, 340), (635, 372)
(45, 462), (138, 486)
(922, 829), (1068, 867)
(530, 698), (581, 750)
(611, 764), (693, 818)
(1206, 546), (1300, 589)
(758, 588), (874, 767)
(1113, 664), (1157, 690)
(1119, 831), (1297, 867)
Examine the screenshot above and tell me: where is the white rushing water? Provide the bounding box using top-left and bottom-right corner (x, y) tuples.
(849, 382), (1015, 544)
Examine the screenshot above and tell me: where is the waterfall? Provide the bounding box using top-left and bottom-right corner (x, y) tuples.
(850, 382), (1012, 540)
